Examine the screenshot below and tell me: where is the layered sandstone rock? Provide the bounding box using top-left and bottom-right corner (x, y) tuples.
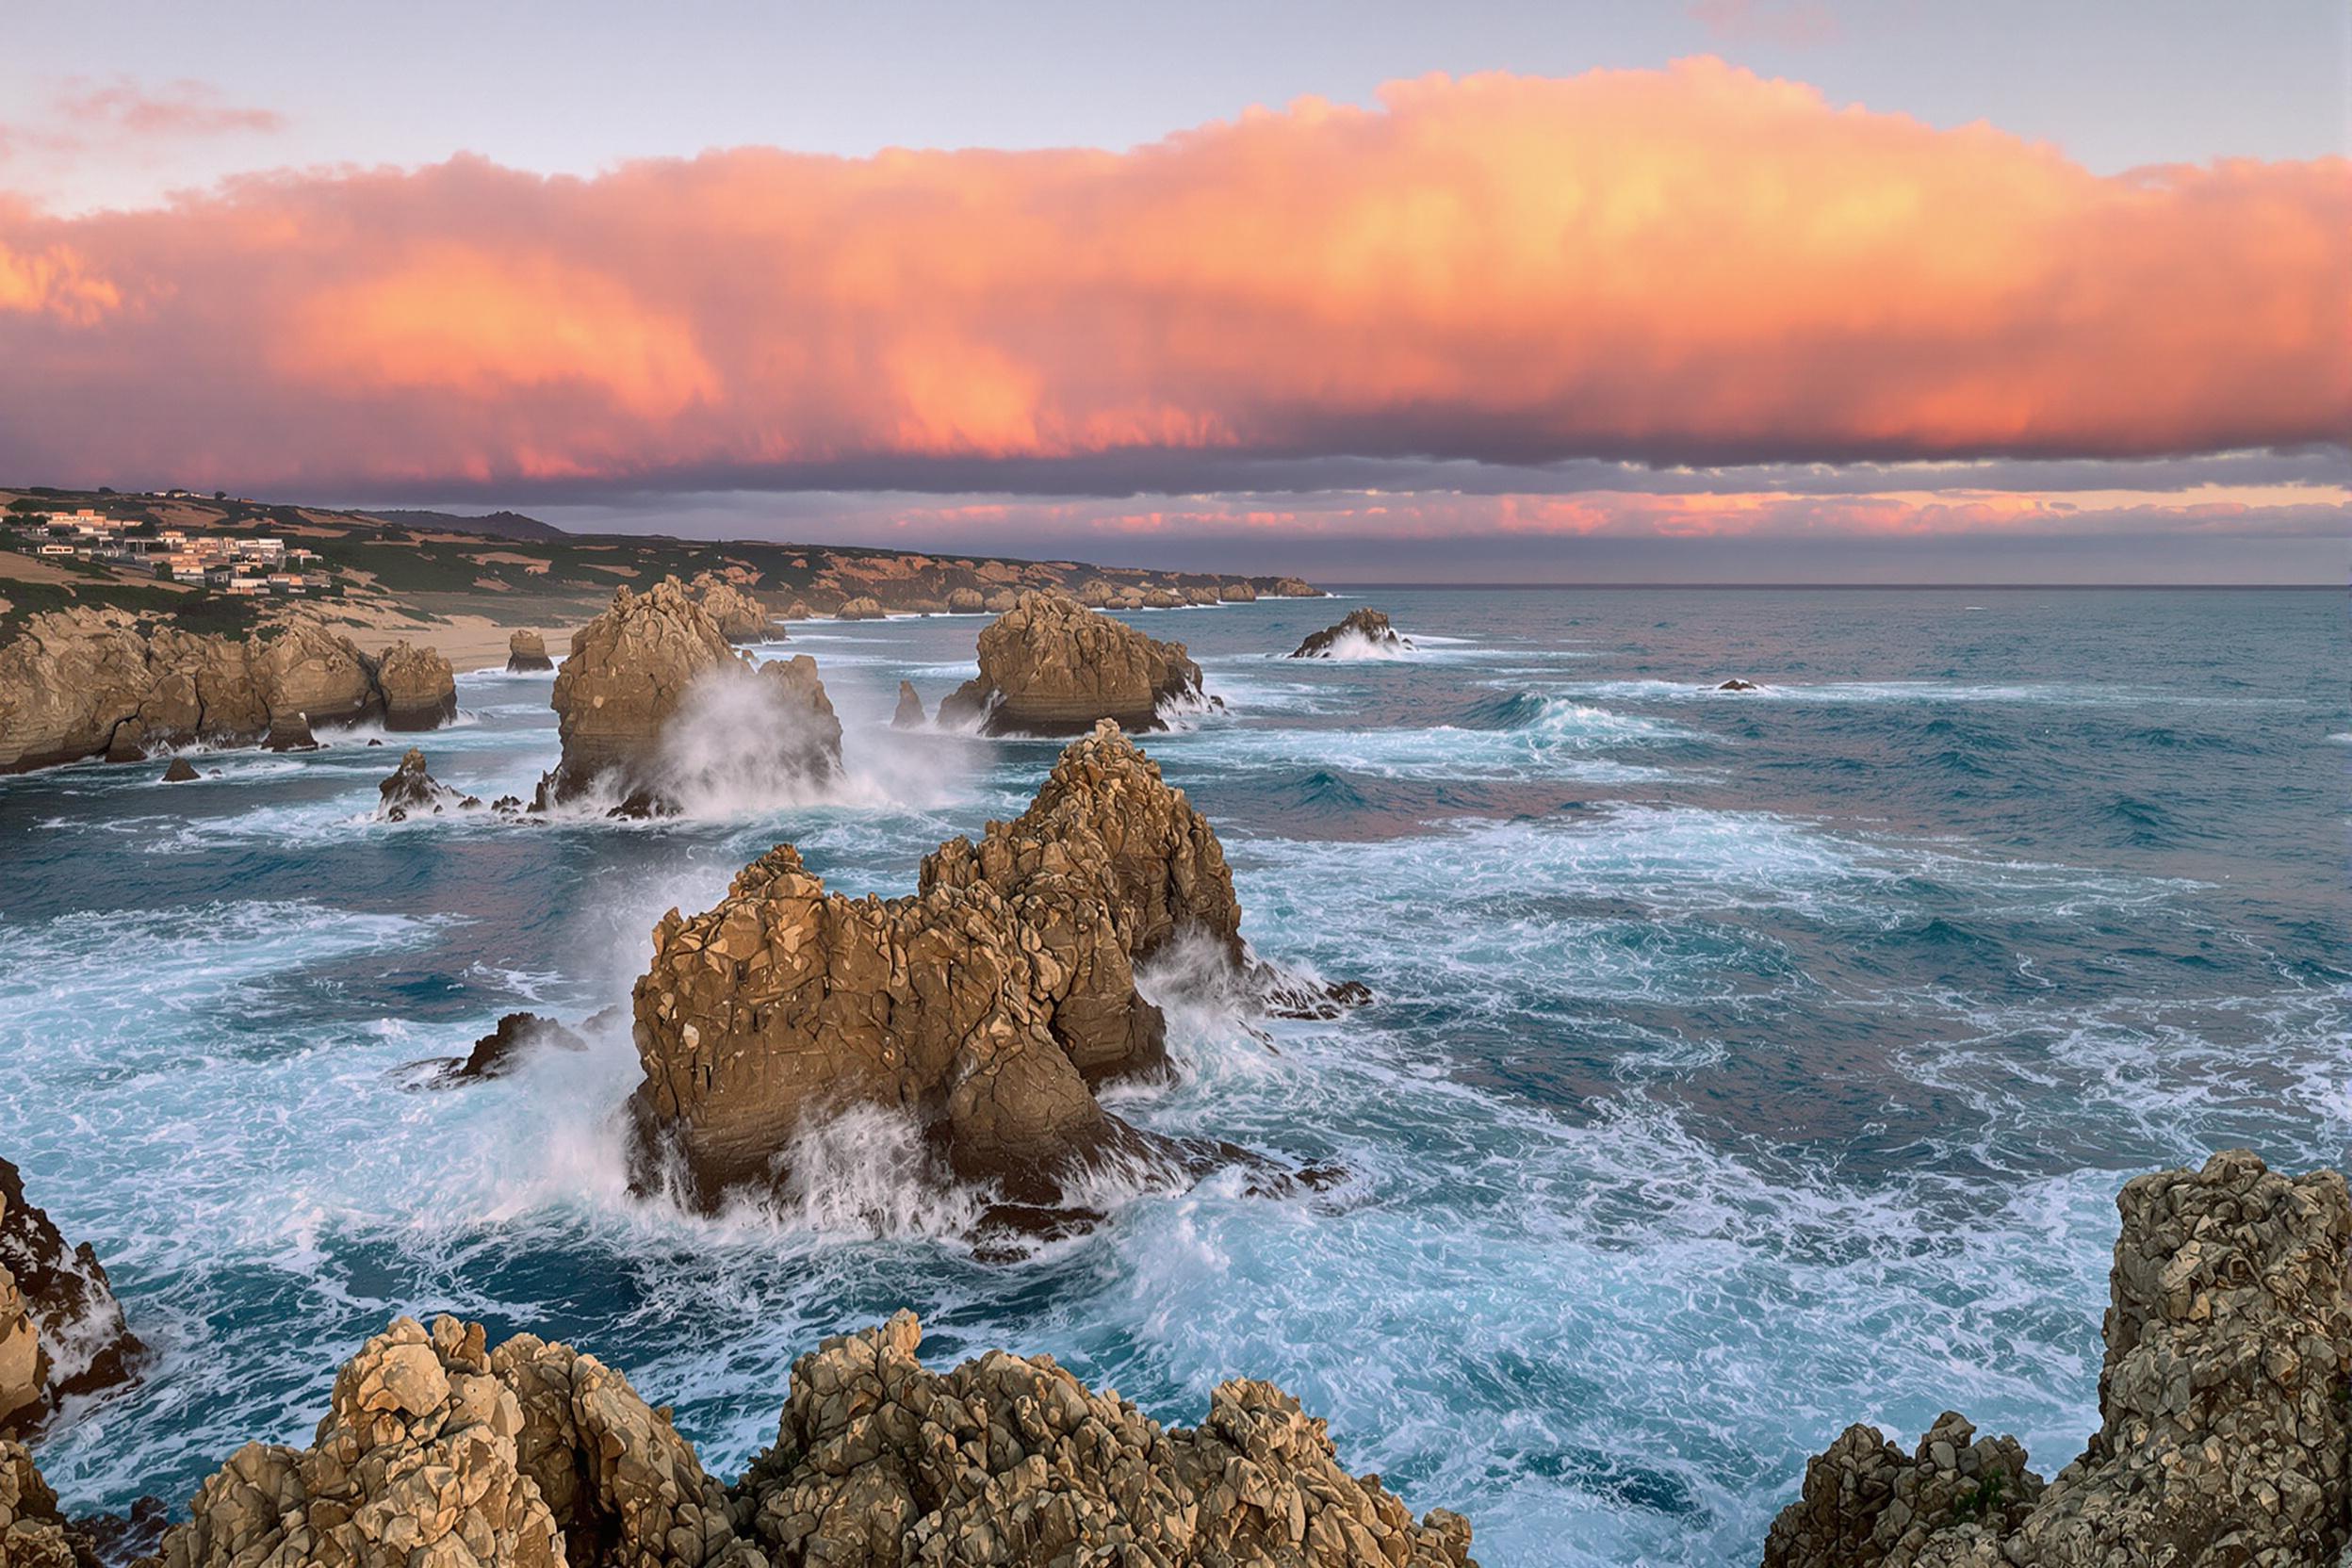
(534, 580), (841, 813)
(376, 641), (458, 730)
(153, 1315), (760, 1568)
(1142, 587), (1182, 609)
(0, 1441), (77, 1568)
(1291, 608), (1412, 659)
(1269, 576), (1324, 597)
(1184, 584), (1221, 606)
(981, 589), (1020, 612)
(835, 597), (884, 621)
(936, 590), (1205, 735)
(507, 629), (554, 672)
(1075, 580), (1117, 609)
(736, 1312), (1478, 1568)
(692, 572), (776, 644)
(0, 608), (407, 772)
(890, 680), (925, 729)
(0, 1157), (140, 1439)
(1762, 1150), (2352, 1568)
(946, 587), (986, 613)
(1219, 581), (1259, 602)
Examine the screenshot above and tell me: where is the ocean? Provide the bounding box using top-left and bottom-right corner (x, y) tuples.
(1, 586), (2344, 1567)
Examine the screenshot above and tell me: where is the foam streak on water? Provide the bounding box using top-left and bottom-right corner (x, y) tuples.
(0, 588), (2344, 1567)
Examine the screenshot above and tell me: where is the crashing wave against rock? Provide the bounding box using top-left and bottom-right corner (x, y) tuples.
(1761, 1149), (2352, 1568)
(1289, 608), (1413, 659)
(629, 721), (1352, 1218)
(0, 1157), (140, 1440)
(534, 578), (841, 816)
(937, 589), (1207, 735)
(0, 607), (456, 773)
(30, 1309), (1473, 1568)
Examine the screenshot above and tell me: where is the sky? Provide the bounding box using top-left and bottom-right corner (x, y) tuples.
(2, 1), (2346, 582)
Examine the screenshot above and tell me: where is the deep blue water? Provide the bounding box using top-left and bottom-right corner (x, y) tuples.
(1, 587), (2346, 1567)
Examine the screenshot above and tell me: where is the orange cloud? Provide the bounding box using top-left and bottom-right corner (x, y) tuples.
(0, 237), (120, 324)
(0, 59), (2344, 494)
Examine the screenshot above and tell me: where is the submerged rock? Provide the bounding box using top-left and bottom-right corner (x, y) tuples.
(1762, 1149), (2352, 1568)
(890, 679), (925, 728)
(442, 1013), (589, 1083)
(1719, 678), (1762, 692)
(0, 1157), (140, 1439)
(534, 579), (841, 813)
(159, 758), (199, 784)
(691, 571), (775, 644)
(1290, 607), (1412, 659)
(506, 629), (554, 672)
(374, 640), (458, 730)
(936, 589), (1205, 734)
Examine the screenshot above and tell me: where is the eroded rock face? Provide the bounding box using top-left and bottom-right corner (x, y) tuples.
(936, 591), (1205, 735)
(375, 641), (458, 731)
(0, 1157), (140, 1440)
(154, 1315), (761, 1568)
(1219, 581), (1259, 602)
(1291, 608), (1411, 659)
(0, 608), (412, 772)
(739, 1313), (1478, 1568)
(376, 748), (480, 821)
(945, 587), (985, 613)
(1269, 576), (1323, 597)
(535, 580), (841, 813)
(835, 596), (884, 621)
(980, 589), (1019, 613)
(440, 1013), (588, 1084)
(692, 573), (776, 644)
(1762, 1150), (2352, 1568)
(261, 709), (318, 752)
(507, 629), (554, 672)
(890, 680), (925, 729)
(0, 1441), (77, 1568)
(160, 758), (199, 784)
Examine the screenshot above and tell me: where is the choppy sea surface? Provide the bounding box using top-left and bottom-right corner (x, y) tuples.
(2, 587), (2346, 1566)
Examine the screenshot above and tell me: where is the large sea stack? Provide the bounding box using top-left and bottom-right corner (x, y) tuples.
(36, 1309), (1475, 1568)
(534, 578), (841, 813)
(0, 1156), (140, 1438)
(0, 608), (452, 773)
(1761, 1149), (2352, 1568)
(375, 640), (458, 729)
(505, 629), (554, 672)
(630, 723), (1250, 1210)
(937, 589), (1205, 735)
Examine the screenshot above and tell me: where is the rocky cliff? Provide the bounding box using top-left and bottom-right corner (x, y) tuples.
(629, 724), (1267, 1213)
(1291, 608), (1412, 659)
(692, 572), (776, 645)
(535, 580), (841, 814)
(0, 608), (453, 773)
(936, 591), (1205, 735)
(1761, 1150), (2352, 1568)
(9, 1309), (1471, 1568)
(0, 1157), (139, 1440)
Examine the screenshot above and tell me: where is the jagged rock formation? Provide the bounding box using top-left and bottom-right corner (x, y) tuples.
(261, 709), (318, 751)
(692, 572), (776, 644)
(374, 641), (459, 731)
(737, 1312), (1477, 1568)
(1, 1310), (1473, 1568)
(835, 597), (884, 621)
(1184, 585), (1221, 606)
(1762, 1150), (2352, 1568)
(1219, 582), (1259, 602)
(150, 1315), (759, 1568)
(891, 680), (925, 729)
(946, 587), (986, 613)
(0, 1158), (139, 1439)
(1076, 580), (1117, 609)
(1290, 608), (1412, 659)
(0, 609), (456, 772)
(507, 629), (554, 672)
(159, 758), (198, 784)
(936, 590), (1205, 735)
(439, 1013), (589, 1084)
(1268, 576), (1323, 597)
(534, 580), (841, 813)
(629, 724), (1266, 1212)
(376, 748), (482, 821)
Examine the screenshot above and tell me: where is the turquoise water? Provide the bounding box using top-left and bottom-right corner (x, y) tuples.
(1, 588), (2346, 1566)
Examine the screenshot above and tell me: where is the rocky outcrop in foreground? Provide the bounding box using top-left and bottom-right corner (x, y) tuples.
(1290, 608), (1413, 659)
(1762, 1150), (2352, 1568)
(0, 609), (455, 773)
(631, 723), (1304, 1216)
(37, 1309), (1471, 1568)
(937, 591), (1206, 735)
(535, 580), (841, 815)
(0, 1157), (139, 1439)
(507, 629), (554, 672)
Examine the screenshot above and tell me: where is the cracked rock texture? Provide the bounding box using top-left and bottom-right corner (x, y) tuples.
(0, 1158), (140, 1440)
(937, 591), (1204, 735)
(1762, 1150), (2352, 1568)
(692, 573), (776, 645)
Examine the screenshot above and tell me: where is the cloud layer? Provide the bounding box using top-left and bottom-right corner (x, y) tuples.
(1, 58), (2344, 497)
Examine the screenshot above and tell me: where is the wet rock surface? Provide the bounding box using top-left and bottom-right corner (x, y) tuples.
(0, 1158), (140, 1440)
(158, 758), (199, 784)
(507, 629), (555, 672)
(936, 590), (1205, 735)
(375, 748), (481, 821)
(1762, 1150), (2352, 1568)
(1719, 678), (1762, 692)
(433, 1013), (590, 1085)
(890, 681), (925, 729)
(1290, 608), (1412, 659)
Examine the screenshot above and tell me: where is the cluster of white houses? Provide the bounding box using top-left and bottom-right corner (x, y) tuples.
(6, 507), (331, 596)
